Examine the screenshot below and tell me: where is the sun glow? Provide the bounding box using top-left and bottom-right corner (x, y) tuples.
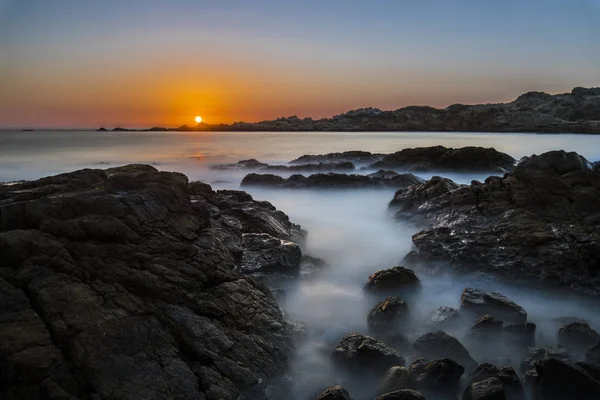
(195, 116), (202, 123)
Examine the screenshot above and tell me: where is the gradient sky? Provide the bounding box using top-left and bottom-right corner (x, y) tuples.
(1, 0), (599, 128)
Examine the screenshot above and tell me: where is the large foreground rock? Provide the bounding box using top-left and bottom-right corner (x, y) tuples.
(376, 389), (426, 400)
(371, 146), (515, 172)
(535, 358), (600, 400)
(241, 172), (422, 189)
(463, 377), (506, 400)
(331, 332), (406, 375)
(0, 165), (298, 400)
(316, 385), (353, 400)
(396, 150), (600, 296)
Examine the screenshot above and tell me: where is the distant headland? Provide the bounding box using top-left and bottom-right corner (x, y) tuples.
(98, 87), (600, 134)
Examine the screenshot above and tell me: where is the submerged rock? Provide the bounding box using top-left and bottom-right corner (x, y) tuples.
(394, 150), (600, 296)
(413, 330), (477, 370)
(557, 322), (600, 353)
(371, 145), (515, 172)
(290, 151), (384, 165)
(423, 306), (461, 329)
(241, 172), (422, 189)
(316, 385), (353, 400)
(263, 161), (356, 172)
(460, 288), (527, 324)
(503, 323), (537, 348)
(376, 389), (426, 400)
(364, 266), (421, 295)
(377, 366), (411, 395)
(331, 332), (406, 375)
(367, 296), (409, 333)
(520, 346), (576, 373)
(409, 358), (465, 392)
(212, 158), (269, 169)
(0, 165), (297, 400)
(586, 343), (600, 365)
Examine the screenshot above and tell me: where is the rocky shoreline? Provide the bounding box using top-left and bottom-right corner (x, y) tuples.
(2, 146), (600, 400)
(99, 87), (600, 134)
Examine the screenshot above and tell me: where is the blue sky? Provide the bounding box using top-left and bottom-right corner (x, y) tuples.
(0, 0), (599, 127)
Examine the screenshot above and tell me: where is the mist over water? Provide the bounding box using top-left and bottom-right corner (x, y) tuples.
(2, 130), (600, 399)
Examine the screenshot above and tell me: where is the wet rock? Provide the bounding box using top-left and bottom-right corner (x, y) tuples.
(535, 358), (600, 400)
(413, 331), (477, 370)
(0, 165), (296, 400)
(586, 343), (600, 365)
(241, 172), (422, 189)
(364, 266), (421, 295)
(188, 180), (213, 195)
(315, 385), (353, 400)
(557, 322), (600, 353)
(468, 364), (524, 400)
(393, 150), (600, 296)
(368, 169), (401, 178)
(367, 297), (409, 333)
(240, 233), (302, 275)
(472, 314), (504, 332)
(503, 323), (536, 347)
(372, 146), (515, 172)
(376, 389), (426, 400)
(377, 366), (411, 395)
(423, 306), (460, 329)
(409, 358), (465, 392)
(331, 332), (406, 375)
(463, 377), (506, 400)
(520, 346), (576, 373)
(460, 289), (527, 324)
(383, 333), (411, 353)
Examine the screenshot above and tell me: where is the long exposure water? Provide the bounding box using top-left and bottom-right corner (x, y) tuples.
(2, 130), (600, 399)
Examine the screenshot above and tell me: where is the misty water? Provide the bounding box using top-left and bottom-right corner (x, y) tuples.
(2, 130), (600, 399)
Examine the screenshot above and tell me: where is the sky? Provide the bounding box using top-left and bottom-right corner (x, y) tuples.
(0, 0), (599, 128)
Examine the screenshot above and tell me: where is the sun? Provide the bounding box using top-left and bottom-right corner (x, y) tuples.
(195, 116), (202, 123)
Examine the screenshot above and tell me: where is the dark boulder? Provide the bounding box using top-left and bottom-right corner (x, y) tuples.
(371, 146), (515, 172)
(241, 172), (422, 189)
(468, 364), (524, 400)
(367, 297), (409, 333)
(364, 266), (421, 295)
(393, 150), (600, 296)
(290, 151), (384, 165)
(211, 158), (269, 170)
(460, 289), (527, 324)
(557, 322), (600, 353)
(0, 165), (297, 400)
(331, 332), (406, 375)
(264, 161), (356, 172)
(423, 306), (460, 329)
(409, 358), (464, 392)
(315, 385), (353, 400)
(472, 314), (504, 332)
(376, 389), (426, 400)
(535, 358), (600, 400)
(377, 366), (411, 395)
(520, 346), (576, 373)
(413, 331), (477, 370)
(503, 323), (536, 348)
(463, 377), (506, 400)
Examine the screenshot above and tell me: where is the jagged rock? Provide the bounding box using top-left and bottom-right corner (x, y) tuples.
(367, 297), (409, 333)
(423, 306), (460, 329)
(586, 343), (600, 365)
(364, 266), (421, 295)
(241, 172), (421, 189)
(0, 165), (297, 400)
(557, 322), (600, 353)
(520, 346), (576, 373)
(331, 332), (406, 375)
(372, 146), (515, 172)
(394, 150), (600, 296)
(463, 377), (506, 400)
(472, 315), (504, 332)
(413, 331), (477, 370)
(460, 289), (527, 324)
(535, 358), (600, 400)
(212, 158), (269, 169)
(315, 385), (353, 400)
(468, 364), (524, 400)
(377, 366), (411, 395)
(376, 389), (426, 400)
(240, 233), (302, 275)
(409, 358), (464, 392)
